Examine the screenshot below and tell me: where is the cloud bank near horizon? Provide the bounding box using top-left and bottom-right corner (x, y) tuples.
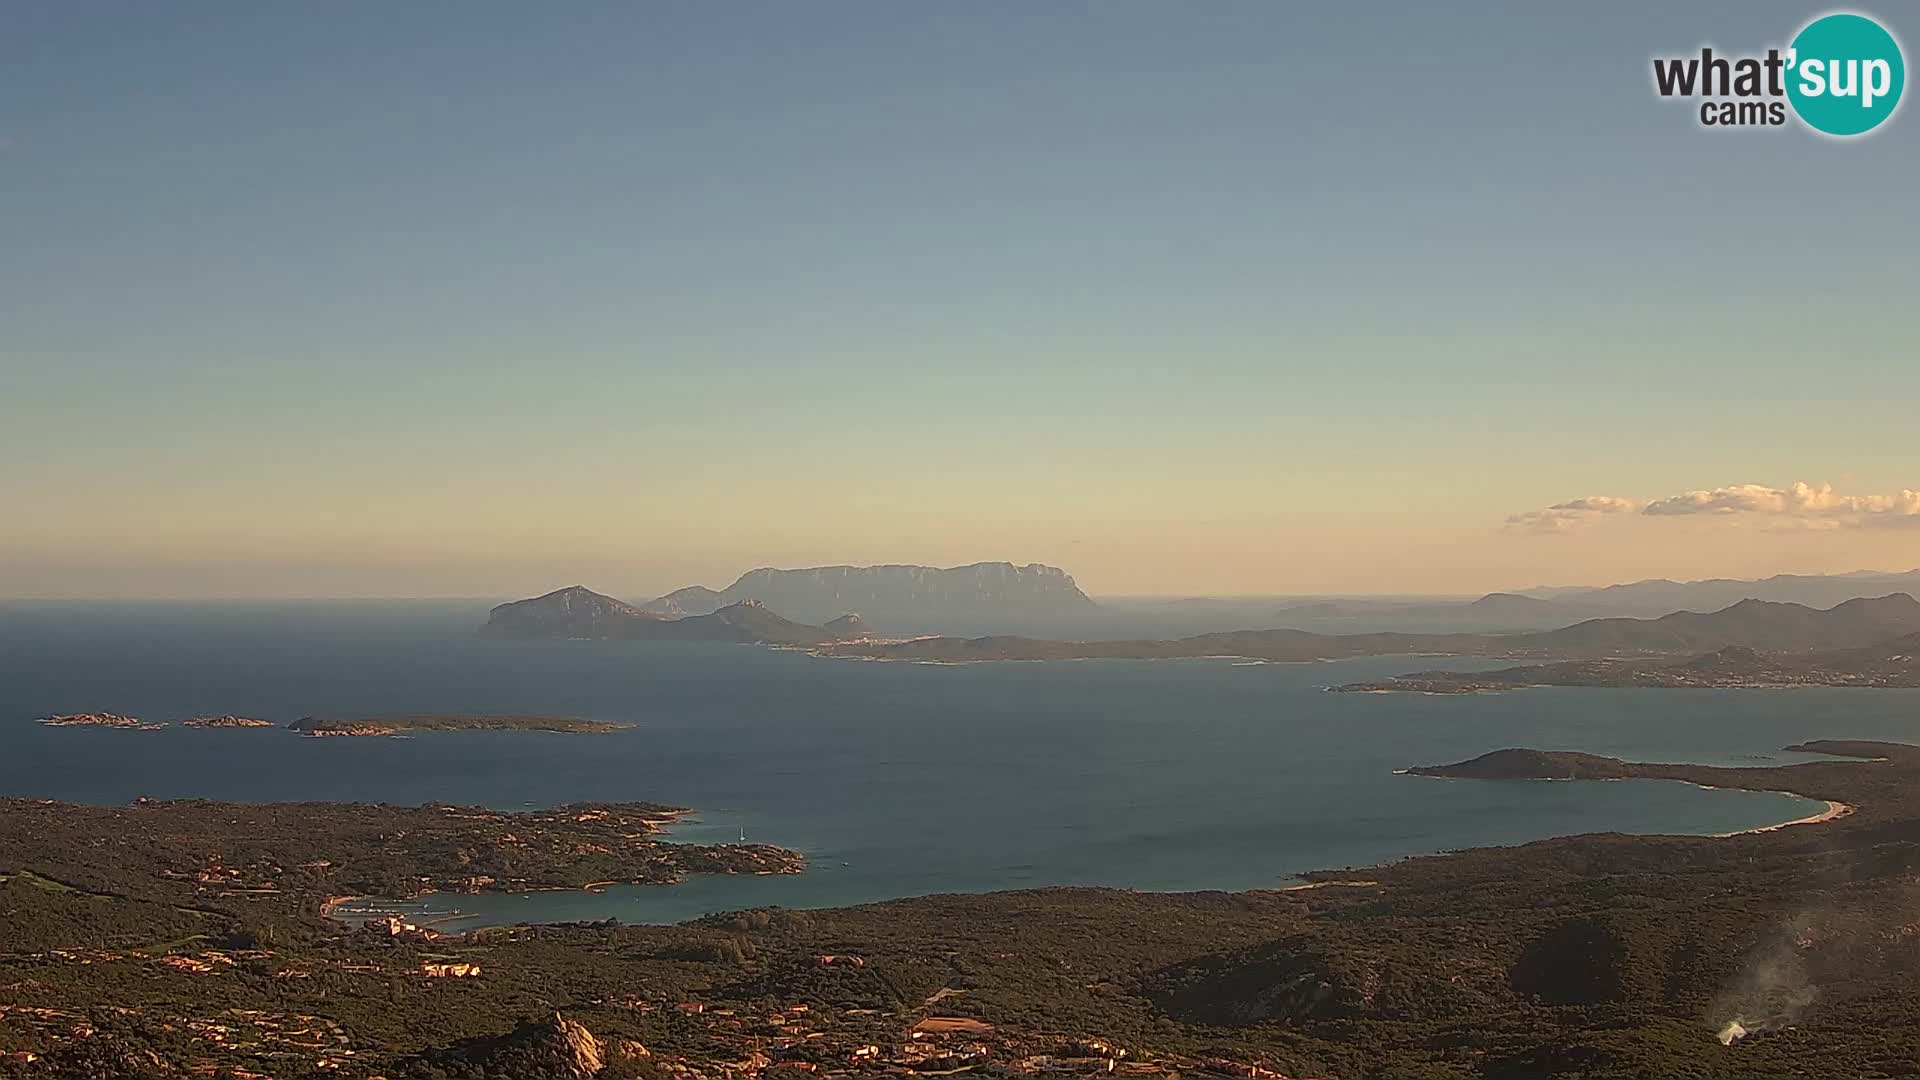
(1511, 482), (1920, 534)
(1505, 496), (1641, 534)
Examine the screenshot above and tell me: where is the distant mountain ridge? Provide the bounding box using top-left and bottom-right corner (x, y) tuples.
(1523, 569), (1920, 614)
(1240, 572), (1920, 636)
(1516, 593), (1920, 653)
(637, 562), (1098, 627)
(1336, 627), (1920, 694)
(481, 586), (851, 646)
(819, 593), (1920, 664)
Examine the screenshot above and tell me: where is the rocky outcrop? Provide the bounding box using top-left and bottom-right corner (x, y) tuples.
(409, 1014), (605, 1077)
(182, 715), (275, 728)
(39, 713), (164, 730)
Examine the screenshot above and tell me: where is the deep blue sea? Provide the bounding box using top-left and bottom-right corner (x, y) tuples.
(4, 601), (1915, 926)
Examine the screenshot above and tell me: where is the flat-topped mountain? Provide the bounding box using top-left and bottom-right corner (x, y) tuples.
(481, 587), (862, 646)
(637, 562), (1098, 626)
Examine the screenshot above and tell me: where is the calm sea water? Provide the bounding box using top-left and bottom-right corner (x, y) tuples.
(3, 601), (1914, 926)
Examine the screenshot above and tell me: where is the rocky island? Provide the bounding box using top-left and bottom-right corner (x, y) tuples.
(37, 712), (164, 730)
(481, 587), (864, 646)
(287, 714), (631, 737)
(181, 715), (277, 728)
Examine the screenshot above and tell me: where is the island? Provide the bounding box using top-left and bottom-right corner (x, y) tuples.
(181, 715), (277, 728)
(287, 714), (632, 736)
(481, 587), (867, 646)
(36, 712), (165, 730)
(1406, 747), (1634, 780)
(6, 744), (1920, 1078)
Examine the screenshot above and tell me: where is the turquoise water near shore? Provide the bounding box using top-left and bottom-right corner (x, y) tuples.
(3, 602), (1909, 926)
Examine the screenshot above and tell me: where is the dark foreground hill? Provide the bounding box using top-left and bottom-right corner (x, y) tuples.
(9, 743), (1920, 1077)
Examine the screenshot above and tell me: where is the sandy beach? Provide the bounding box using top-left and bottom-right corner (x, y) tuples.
(1714, 798), (1855, 837)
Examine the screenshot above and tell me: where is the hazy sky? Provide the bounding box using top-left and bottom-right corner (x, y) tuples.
(4, 3), (1916, 599)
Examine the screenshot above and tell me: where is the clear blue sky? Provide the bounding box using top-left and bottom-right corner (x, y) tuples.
(3, 3), (1916, 597)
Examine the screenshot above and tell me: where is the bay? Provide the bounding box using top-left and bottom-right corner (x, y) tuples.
(4, 601), (1909, 926)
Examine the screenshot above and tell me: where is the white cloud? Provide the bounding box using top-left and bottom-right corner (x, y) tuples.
(1505, 496), (1640, 534)
(1642, 482), (1920, 525)
(1511, 481), (1920, 534)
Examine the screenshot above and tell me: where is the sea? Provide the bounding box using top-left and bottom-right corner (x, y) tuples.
(4, 600), (1915, 927)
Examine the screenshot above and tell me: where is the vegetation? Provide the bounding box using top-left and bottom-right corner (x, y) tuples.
(8, 745), (1920, 1076)
(0, 798), (799, 916)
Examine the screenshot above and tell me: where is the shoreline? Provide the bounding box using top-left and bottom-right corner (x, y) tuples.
(317, 809), (796, 925)
(326, 776), (1860, 929)
(1713, 796), (1855, 837)
(1407, 769), (1859, 839)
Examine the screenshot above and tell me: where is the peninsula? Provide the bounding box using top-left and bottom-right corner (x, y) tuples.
(1334, 633), (1920, 693)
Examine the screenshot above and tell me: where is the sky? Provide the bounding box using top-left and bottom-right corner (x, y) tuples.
(3, 2), (1916, 599)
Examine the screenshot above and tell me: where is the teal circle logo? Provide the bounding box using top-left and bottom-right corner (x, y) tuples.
(1786, 13), (1905, 136)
